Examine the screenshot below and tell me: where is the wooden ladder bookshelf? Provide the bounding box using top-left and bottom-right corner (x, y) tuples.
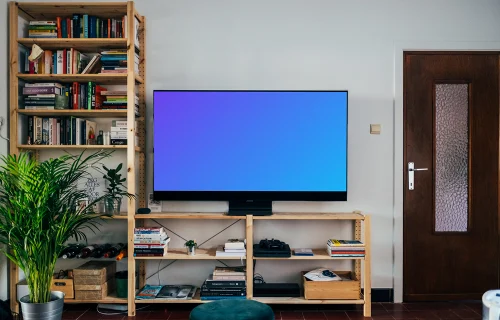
(8, 1), (146, 316)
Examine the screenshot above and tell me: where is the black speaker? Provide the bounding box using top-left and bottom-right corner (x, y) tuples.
(136, 208), (151, 214)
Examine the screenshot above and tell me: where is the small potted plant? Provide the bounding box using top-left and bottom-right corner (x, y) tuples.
(102, 163), (135, 215)
(185, 240), (197, 256)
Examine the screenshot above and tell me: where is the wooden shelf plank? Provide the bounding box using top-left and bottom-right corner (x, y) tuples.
(17, 144), (142, 152)
(65, 292), (127, 304)
(252, 296), (364, 304)
(17, 73), (144, 84)
(254, 249), (365, 260)
(17, 3), (127, 20)
(133, 248), (246, 260)
(17, 109), (128, 118)
(18, 38), (127, 51)
(253, 212), (365, 220)
(135, 212), (246, 220)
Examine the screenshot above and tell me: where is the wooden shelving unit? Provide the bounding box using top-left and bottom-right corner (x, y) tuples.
(8, 1), (146, 317)
(132, 212), (372, 317)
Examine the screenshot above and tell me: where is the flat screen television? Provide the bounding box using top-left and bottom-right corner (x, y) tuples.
(153, 90), (348, 215)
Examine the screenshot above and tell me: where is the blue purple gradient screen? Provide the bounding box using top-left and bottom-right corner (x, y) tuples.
(154, 91), (347, 192)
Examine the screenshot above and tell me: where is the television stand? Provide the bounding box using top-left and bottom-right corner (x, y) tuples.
(227, 200), (273, 216)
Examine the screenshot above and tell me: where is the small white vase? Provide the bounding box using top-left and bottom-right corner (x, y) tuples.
(187, 246), (196, 256)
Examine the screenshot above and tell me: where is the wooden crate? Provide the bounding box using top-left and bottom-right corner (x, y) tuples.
(302, 271), (360, 300)
(73, 261), (116, 285)
(51, 276), (74, 299)
(74, 278), (115, 300)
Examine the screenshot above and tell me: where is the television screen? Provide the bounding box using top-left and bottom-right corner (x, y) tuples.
(153, 90), (348, 202)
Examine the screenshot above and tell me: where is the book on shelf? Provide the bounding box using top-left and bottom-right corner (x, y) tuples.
(293, 248), (314, 256)
(27, 116), (96, 146)
(27, 15), (140, 39)
(135, 284), (163, 300)
(136, 285), (196, 300)
(327, 239), (364, 247)
(133, 227), (169, 257)
(25, 48), (89, 74)
(215, 246), (246, 258)
(200, 268), (247, 301)
(224, 239), (246, 250)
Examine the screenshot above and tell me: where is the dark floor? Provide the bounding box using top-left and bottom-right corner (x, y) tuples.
(61, 301), (484, 320)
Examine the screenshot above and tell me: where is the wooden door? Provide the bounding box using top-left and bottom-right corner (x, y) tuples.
(404, 53), (499, 301)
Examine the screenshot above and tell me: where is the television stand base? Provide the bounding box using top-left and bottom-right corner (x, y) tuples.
(227, 200), (273, 216)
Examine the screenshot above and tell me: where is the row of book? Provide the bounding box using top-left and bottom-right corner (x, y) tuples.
(28, 16), (136, 39)
(134, 227), (170, 257)
(215, 238), (246, 257)
(24, 49), (139, 75)
(326, 239), (365, 258)
(22, 83), (140, 114)
(27, 116), (96, 146)
(201, 267), (246, 300)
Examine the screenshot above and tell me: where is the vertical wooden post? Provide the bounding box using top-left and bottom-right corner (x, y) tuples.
(126, 1), (137, 316)
(137, 12), (147, 293)
(354, 219), (362, 285)
(9, 2), (19, 313)
(363, 215), (372, 317)
(246, 215), (253, 299)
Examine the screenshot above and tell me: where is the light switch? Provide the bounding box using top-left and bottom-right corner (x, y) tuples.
(370, 124), (381, 134)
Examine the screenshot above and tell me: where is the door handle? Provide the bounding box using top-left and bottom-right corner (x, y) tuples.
(408, 162), (428, 190)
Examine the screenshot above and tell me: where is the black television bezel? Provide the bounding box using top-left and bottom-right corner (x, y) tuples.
(152, 90), (348, 202)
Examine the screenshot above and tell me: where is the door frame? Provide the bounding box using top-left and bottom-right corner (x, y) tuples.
(393, 41), (500, 303)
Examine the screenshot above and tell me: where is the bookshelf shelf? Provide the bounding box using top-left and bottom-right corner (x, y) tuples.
(17, 109), (128, 118)
(9, 2), (147, 317)
(253, 296), (365, 305)
(18, 38), (127, 51)
(134, 248), (246, 260)
(17, 73), (144, 84)
(135, 212), (246, 220)
(253, 212), (365, 220)
(17, 144), (141, 152)
(17, 3), (128, 20)
(253, 249), (365, 260)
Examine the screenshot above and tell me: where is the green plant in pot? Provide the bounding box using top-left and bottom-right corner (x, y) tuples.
(185, 239), (197, 256)
(102, 163), (134, 215)
(0, 150), (127, 320)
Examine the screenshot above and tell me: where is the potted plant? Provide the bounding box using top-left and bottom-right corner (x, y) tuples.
(0, 151), (131, 320)
(185, 240), (197, 256)
(102, 163), (135, 215)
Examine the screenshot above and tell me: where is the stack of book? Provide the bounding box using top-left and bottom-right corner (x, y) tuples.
(200, 267), (246, 301)
(326, 239), (365, 258)
(215, 238), (246, 257)
(25, 49), (89, 75)
(29, 21), (57, 38)
(133, 227), (170, 257)
(110, 120), (138, 146)
(23, 83), (62, 110)
(100, 50), (127, 74)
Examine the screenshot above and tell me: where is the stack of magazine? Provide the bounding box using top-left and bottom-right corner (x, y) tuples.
(136, 284), (197, 300)
(200, 267), (246, 300)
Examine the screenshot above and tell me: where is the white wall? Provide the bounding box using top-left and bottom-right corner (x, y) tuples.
(1, 0), (500, 302)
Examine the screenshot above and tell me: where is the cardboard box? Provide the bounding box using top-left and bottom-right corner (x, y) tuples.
(303, 271), (360, 300)
(73, 260), (116, 285)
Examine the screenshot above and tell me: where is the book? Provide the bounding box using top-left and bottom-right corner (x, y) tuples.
(156, 285), (196, 300)
(215, 246), (245, 258)
(293, 248), (314, 256)
(213, 267), (245, 276)
(327, 239), (364, 247)
(135, 284), (163, 299)
(224, 239), (245, 250)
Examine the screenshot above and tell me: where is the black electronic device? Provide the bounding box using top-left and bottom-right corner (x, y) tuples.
(253, 239), (291, 258)
(253, 283), (301, 297)
(136, 208), (151, 214)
